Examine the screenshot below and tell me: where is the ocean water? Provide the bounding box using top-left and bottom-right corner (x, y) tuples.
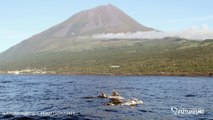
(0, 75), (212, 120)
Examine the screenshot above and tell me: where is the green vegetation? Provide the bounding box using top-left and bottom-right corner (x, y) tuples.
(0, 38), (213, 76)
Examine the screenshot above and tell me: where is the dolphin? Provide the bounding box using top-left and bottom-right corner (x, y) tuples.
(98, 90), (143, 106)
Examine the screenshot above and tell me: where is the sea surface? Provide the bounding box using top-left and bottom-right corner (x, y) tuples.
(0, 75), (212, 120)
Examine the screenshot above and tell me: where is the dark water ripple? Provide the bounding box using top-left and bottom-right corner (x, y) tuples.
(0, 75), (212, 120)
(0, 114), (86, 120)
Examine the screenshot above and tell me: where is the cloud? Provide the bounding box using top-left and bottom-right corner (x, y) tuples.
(93, 25), (213, 40)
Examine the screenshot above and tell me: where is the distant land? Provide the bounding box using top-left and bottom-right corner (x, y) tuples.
(0, 4), (212, 76)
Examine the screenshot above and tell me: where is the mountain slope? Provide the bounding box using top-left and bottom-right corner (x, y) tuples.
(0, 39), (213, 76)
(51, 4), (152, 37)
(0, 4), (153, 59)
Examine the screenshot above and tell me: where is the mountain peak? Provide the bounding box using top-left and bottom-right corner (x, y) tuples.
(97, 3), (115, 8)
(82, 4), (118, 15)
(46, 4), (153, 37)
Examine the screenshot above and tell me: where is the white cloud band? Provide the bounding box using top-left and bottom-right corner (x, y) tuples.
(93, 25), (213, 40)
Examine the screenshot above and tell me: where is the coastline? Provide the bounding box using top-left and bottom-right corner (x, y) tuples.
(0, 72), (212, 77)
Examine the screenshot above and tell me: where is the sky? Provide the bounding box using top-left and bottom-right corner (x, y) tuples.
(0, 0), (213, 53)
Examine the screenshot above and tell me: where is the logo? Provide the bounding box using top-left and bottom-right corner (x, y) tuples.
(171, 107), (204, 115)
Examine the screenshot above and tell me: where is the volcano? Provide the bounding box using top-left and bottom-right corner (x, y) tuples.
(0, 4), (155, 71)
